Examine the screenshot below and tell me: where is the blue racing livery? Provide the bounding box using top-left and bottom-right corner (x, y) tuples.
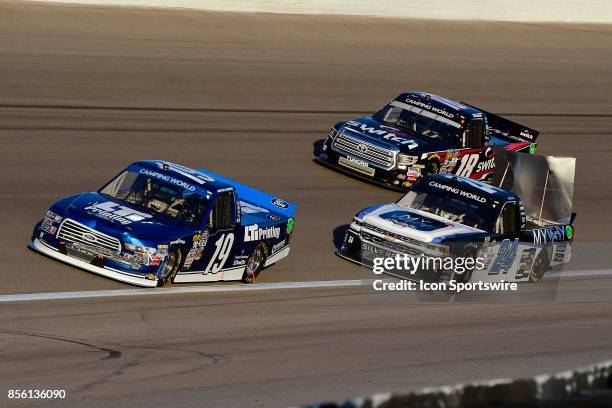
(339, 174), (574, 283)
(315, 91), (539, 191)
(30, 161), (296, 287)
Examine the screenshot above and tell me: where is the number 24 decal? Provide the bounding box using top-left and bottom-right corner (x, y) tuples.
(489, 238), (519, 275)
(204, 233), (234, 274)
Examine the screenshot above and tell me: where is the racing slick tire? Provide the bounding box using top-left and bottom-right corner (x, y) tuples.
(242, 243), (267, 284)
(457, 246), (478, 283)
(529, 246), (551, 283)
(425, 159), (440, 177)
(158, 247), (182, 287)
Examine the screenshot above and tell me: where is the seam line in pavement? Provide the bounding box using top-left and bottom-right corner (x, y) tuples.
(1, 104), (611, 117)
(0, 269), (610, 303)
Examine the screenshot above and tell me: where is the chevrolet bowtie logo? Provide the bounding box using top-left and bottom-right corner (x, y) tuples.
(383, 235), (396, 242)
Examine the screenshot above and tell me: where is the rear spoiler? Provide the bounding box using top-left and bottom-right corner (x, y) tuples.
(493, 147), (575, 225)
(195, 169), (297, 218)
(462, 102), (540, 144)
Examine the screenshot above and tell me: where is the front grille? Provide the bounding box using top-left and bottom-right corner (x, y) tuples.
(57, 219), (121, 254)
(333, 132), (395, 168)
(362, 223), (432, 249)
(360, 231), (423, 256)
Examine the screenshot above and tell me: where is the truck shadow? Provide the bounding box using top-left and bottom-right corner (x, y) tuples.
(333, 224), (349, 251)
(312, 139), (325, 156)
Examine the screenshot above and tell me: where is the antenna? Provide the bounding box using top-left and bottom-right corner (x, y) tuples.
(538, 169), (551, 224)
(498, 162), (511, 188)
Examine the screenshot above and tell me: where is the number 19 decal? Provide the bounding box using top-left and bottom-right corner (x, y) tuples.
(204, 233), (234, 274)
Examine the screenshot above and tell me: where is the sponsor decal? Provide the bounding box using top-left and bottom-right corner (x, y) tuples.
(139, 168), (196, 192)
(345, 155), (369, 168)
(192, 230), (209, 247)
(241, 201), (270, 214)
(233, 259), (247, 266)
(41, 210), (62, 234)
(271, 198), (290, 209)
(406, 167), (421, 182)
(566, 225), (573, 240)
(347, 121), (419, 148)
(244, 224), (281, 242)
(475, 157), (495, 173)
(267, 214), (281, 222)
(41, 220), (57, 235)
(529, 143), (537, 154)
(85, 201), (153, 225)
(149, 255), (163, 267)
(404, 97), (456, 119)
(553, 242), (569, 262)
(286, 218), (295, 234)
(533, 226), (566, 245)
(271, 240), (286, 253)
(169, 239), (185, 245)
(428, 181), (487, 203)
(382, 210), (445, 231)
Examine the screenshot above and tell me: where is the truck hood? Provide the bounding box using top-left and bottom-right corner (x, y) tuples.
(362, 203), (485, 243)
(341, 117), (455, 155)
(52, 192), (192, 244)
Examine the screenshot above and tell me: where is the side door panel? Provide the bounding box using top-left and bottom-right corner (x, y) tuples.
(177, 191), (241, 281)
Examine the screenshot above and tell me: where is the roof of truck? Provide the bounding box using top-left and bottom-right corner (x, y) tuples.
(131, 160), (232, 194)
(393, 92), (483, 122)
(424, 173), (520, 204)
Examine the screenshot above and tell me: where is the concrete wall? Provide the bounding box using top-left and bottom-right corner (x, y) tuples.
(299, 360), (612, 408)
(26, 0), (612, 23)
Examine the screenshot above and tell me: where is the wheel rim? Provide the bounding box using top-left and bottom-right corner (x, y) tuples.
(160, 251), (177, 280)
(530, 252), (546, 281)
(246, 247), (264, 279)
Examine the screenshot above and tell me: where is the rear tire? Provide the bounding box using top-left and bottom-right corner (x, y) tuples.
(529, 247), (550, 283)
(242, 244), (267, 283)
(158, 248), (182, 287)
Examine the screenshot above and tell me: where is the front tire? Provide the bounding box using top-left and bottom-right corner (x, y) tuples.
(426, 159), (440, 176)
(242, 244), (267, 283)
(158, 248), (182, 287)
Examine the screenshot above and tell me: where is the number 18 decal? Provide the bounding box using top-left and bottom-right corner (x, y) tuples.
(455, 153), (480, 177)
(204, 233), (234, 274)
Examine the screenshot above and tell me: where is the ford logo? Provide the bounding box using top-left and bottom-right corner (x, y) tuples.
(83, 233), (97, 243)
(357, 143), (369, 153)
(271, 198), (290, 209)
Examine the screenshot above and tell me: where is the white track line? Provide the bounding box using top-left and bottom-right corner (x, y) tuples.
(0, 269), (610, 303)
(0, 279), (369, 303)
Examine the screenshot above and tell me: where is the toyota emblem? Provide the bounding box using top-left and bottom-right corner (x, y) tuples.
(357, 143), (369, 153)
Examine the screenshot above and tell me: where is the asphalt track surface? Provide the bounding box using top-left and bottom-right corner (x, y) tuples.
(1, 2), (612, 407)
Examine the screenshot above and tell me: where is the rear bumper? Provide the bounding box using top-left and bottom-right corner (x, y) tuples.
(29, 238), (158, 287)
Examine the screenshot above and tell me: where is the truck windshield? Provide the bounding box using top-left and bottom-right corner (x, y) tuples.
(397, 181), (496, 231)
(374, 103), (464, 148)
(100, 170), (209, 226)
